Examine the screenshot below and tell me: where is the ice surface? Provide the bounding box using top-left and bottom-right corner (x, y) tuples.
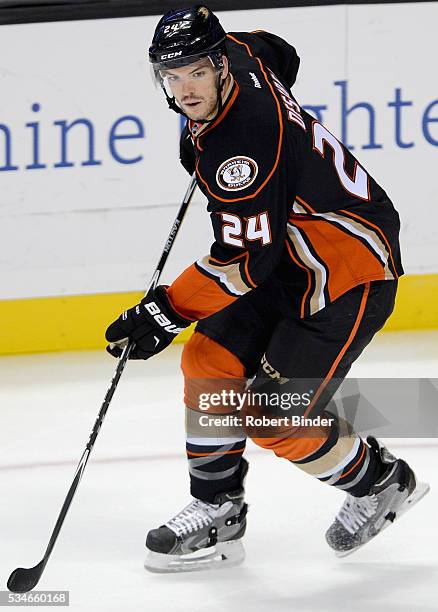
(1, 331), (437, 611)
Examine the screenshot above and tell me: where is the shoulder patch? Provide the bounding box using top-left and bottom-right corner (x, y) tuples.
(216, 156), (259, 192)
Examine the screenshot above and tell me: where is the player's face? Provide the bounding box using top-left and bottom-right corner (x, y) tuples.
(162, 58), (227, 121)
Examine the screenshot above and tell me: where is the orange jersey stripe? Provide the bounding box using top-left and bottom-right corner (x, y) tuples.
(296, 196), (398, 279)
(167, 263), (237, 320)
(290, 216), (386, 301)
(339, 208), (399, 279)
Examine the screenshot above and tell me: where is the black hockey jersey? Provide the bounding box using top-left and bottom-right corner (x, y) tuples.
(168, 31), (403, 320)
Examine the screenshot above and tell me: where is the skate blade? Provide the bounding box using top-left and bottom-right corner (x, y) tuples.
(335, 481), (430, 559)
(144, 539), (245, 574)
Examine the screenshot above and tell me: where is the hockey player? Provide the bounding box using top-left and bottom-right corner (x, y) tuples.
(105, 5), (429, 572)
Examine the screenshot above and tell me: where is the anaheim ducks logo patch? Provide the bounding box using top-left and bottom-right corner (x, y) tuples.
(216, 156), (258, 191)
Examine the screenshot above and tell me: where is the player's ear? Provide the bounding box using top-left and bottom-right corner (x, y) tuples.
(221, 55), (230, 81)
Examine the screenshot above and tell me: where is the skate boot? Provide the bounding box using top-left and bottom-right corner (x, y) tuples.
(326, 437), (430, 557)
(144, 458), (249, 573)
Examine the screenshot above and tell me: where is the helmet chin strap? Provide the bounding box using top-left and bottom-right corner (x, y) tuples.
(162, 71), (226, 124)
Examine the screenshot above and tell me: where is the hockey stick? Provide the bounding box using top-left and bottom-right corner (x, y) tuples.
(7, 174), (198, 593)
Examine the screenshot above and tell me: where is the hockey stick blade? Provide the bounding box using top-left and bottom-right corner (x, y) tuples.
(7, 560), (46, 593)
(7, 450), (88, 593)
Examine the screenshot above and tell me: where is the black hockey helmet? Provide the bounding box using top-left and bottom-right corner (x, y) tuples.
(149, 5), (227, 72)
(149, 5), (229, 119)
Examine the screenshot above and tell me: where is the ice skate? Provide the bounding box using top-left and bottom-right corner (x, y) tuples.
(144, 458), (248, 573)
(326, 437), (430, 557)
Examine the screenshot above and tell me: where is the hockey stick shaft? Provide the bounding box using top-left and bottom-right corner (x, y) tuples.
(7, 174), (197, 593)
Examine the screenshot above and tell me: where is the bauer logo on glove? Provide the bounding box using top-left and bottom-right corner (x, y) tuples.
(105, 286), (192, 360)
(143, 301), (187, 334)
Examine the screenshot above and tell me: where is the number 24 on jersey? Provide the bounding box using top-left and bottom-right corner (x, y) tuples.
(220, 212), (272, 247)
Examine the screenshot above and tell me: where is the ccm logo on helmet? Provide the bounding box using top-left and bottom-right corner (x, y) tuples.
(143, 301), (185, 334)
(160, 51), (183, 60)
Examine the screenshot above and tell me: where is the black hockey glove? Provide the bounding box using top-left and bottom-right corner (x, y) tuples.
(105, 286), (191, 360)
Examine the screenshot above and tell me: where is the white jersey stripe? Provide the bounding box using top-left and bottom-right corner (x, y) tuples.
(287, 223), (327, 313)
(196, 259), (245, 297)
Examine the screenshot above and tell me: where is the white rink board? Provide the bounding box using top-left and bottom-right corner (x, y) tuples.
(1, 2), (437, 299)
